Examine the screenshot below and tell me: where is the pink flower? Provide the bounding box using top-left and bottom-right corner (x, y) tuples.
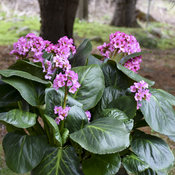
(85, 111), (91, 121)
(130, 85), (137, 93)
(135, 92), (144, 101)
(130, 80), (151, 109)
(54, 106), (70, 125)
(10, 33), (76, 81)
(69, 86), (78, 94)
(97, 31), (142, 72)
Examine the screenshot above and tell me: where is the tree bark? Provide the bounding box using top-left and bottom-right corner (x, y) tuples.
(77, 0), (88, 20)
(38, 0), (79, 44)
(111, 0), (138, 27)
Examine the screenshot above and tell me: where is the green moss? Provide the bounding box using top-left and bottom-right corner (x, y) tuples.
(74, 19), (175, 49)
(0, 15), (40, 45)
(0, 13), (175, 50)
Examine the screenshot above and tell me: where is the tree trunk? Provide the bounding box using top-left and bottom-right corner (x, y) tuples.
(111, 0), (138, 27)
(38, 0), (79, 44)
(77, 0), (88, 20)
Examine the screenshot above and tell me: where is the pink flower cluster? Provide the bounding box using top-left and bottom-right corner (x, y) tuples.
(97, 31), (142, 72)
(10, 33), (76, 80)
(53, 70), (80, 94)
(54, 106), (70, 124)
(85, 111), (91, 122)
(130, 80), (151, 109)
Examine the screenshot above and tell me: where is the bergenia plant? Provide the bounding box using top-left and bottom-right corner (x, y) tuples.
(0, 31), (175, 175)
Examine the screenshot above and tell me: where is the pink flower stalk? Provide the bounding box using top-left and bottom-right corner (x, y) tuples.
(130, 80), (151, 109)
(53, 70), (80, 94)
(97, 31), (142, 72)
(85, 111), (91, 121)
(10, 33), (76, 80)
(54, 106), (70, 125)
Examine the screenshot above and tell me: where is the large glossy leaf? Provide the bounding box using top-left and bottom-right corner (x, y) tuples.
(70, 117), (133, 154)
(93, 86), (126, 117)
(32, 146), (82, 175)
(93, 86), (136, 118)
(70, 39), (92, 67)
(65, 106), (88, 133)
(131, 132), (174, 170)
(151, 88), (175, 106)
(3, 133), (48, 173)
(119, 51), (147, 65)
(94, 108), (129, 121)
(138, 168), (167, 175)
(44, 115), (62, 147)
(140, 88), (175, 135)
(101, 61), (132, 89)
(2, 77), (45, 106)
(108, 96), (137, 118)
(122, 154), (149, 174)
(0, 80), (21, 107)
(117, 63), (155, 86)
(72, 64), (105, 110)
(9, 59), (45, 79)
(87, 55), (102, 65)
(82, 153), (121, 175)
(0, 109), (37, 128)
(45, 88), (83, 118)
(138, 168), (157, 175)
(0, 69), (49, 84)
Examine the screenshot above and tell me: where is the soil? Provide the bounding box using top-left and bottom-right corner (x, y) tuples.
(140, 48), (175, 95)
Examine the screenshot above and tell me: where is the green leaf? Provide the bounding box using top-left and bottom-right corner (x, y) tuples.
(0, 109), (37, 128)
(151, 88), (175, 106)
(0, 69), (49, 85)
(82, 153), (121, 175)
(101, 61), (132, 89)
(70, 117), (133, 154)
(93, 86), (136, 119)
(45, 88), (83, 118)
(119, 51), (147, 65)
(111, 53), (125, 63)
(9, 59), (45, 79)
(140, 88), (175, 135)
(117, 63), (155, 86)
(122, 154), (149, 174)
(44, 115), (62, 147)
(2, 77), (45, 106)
(42, 51), (54, 60)
(138, 168), (157, 175)
(0, 80), (21, 107)
(87, 55), (102, 65)
(32, 146), (82, 175)
(95, 108), (129, 121)
(3, 133), (48, 173)
(138, 168), (168, 175)
(70, 39), (92, 67)
(61, 128), (69, 145)
(108, 96), (137, 119)
(72, 64), (105, 110)
(131, 132), (174, 170)
(92, 86), (126, 117)
(65, 106), (88, 133)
